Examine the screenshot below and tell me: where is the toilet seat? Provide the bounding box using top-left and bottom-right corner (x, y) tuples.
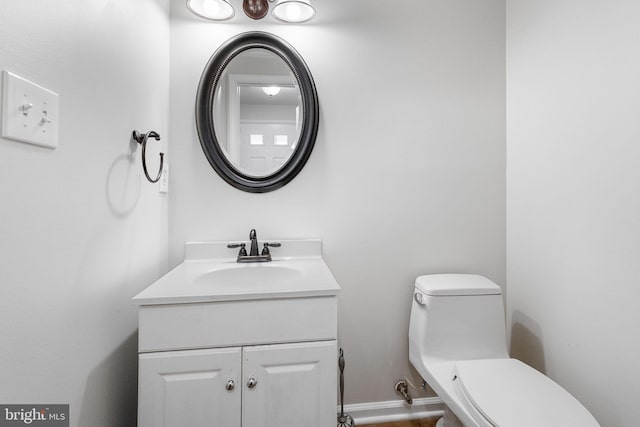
(453, 358), (599, 427)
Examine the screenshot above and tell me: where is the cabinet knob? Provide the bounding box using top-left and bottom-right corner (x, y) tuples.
(247, 377), (258, 389)
(226, 380), (235, 391)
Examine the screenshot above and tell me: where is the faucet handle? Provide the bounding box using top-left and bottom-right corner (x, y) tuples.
(261, 242), (281, 256)
(227, 243), (247, 256)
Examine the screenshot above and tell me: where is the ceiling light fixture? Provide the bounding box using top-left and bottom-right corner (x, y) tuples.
(186, 0), (234, 21)
(272, 0), (316, 23)
(262, 86), (281, 97)
(186, 0), (316, 23)
(243, 0), (269, 20)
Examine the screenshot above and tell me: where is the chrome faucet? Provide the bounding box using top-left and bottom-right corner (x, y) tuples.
(227, 229), (281, 263)
(249, 229), (259, 256)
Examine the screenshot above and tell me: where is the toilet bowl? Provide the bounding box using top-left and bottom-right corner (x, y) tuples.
(408, 274), (600, 427)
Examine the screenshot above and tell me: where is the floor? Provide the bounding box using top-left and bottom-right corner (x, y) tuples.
(358, 419), (439, 427)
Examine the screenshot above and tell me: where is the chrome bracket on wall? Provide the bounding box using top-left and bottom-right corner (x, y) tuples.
(132, 130), (164, 183)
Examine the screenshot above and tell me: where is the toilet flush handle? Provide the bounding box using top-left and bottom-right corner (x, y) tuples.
(414, 292), (426, 305)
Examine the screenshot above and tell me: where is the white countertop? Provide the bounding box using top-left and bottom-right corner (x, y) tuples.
(132, 239), (341, 305)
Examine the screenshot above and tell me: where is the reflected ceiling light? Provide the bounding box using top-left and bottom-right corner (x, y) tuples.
(262, 86), (281, 97)
(272, 0), (315, 23)
(186, 0), (234, 21)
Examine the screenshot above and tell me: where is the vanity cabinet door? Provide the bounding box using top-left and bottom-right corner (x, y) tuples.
(241, 340), (337, 427)
(138, 347), (242, 427)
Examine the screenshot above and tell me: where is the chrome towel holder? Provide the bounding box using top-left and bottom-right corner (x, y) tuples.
(132, 130), (164, 183)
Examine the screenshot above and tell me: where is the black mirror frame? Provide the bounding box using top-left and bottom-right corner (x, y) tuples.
(195, 31), (319, 193)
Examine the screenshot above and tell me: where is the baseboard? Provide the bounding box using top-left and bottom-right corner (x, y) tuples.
(340, 397), (445, 424)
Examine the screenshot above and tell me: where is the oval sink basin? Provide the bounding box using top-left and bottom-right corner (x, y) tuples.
(195, 264), (304, 287)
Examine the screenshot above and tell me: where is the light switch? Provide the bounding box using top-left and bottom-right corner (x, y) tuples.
(1, 70), (59, 149)
(159, 163), (169, 194)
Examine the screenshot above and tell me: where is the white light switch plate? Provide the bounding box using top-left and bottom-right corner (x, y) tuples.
(159, 163), (169, 194)
(1, 70), (59, 149)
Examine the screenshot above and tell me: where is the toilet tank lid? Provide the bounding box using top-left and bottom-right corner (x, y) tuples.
(415, 274), (501, 296)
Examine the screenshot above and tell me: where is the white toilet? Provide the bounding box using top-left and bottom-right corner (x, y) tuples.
(409, 274), (600, 427)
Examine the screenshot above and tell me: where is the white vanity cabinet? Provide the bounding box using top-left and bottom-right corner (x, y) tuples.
(138, 347), (242, 427)
(133, 240), (340, 427)
(241, 341), (336, 427)
(138, 340), (336, 427)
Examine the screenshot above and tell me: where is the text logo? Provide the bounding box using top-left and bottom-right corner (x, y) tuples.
(0, 405), (68, 427)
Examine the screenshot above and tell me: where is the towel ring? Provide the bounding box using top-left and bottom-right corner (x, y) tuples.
(132, 130), (164, 183)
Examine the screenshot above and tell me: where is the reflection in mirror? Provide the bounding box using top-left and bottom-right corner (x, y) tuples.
(213, 48), (302, 177)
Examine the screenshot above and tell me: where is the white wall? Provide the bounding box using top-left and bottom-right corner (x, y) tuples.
(506, 1), (640, 426)
(0, 1), (170, 426)
(169, 0), (505, 404)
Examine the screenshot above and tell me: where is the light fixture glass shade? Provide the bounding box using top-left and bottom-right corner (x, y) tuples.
(272, 0), (315, 23)
(262, 86), (281, 97)
(187, 0), (234, 21)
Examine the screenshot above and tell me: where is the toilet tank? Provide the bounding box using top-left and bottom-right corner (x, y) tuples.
(409, 274), (509, 363)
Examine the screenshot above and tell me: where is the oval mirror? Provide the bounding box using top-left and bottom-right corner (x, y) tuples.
(196, 32), (319, 193)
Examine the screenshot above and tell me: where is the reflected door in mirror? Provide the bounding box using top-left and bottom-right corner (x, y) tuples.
(213, 49), (302, 177)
